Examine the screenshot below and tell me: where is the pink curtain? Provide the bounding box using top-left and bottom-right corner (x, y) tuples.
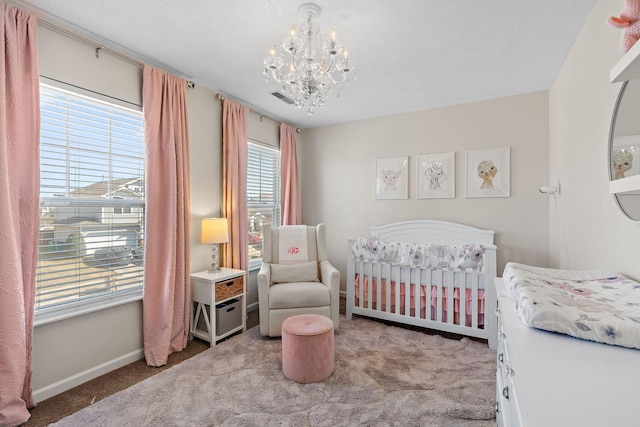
(222, 99), (248, 270)
(280, 123), (301, 225)
(142, 65), (191, 367)
(0, 4), (39, 425)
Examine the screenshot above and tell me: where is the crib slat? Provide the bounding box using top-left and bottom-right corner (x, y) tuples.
(374, 262), (381, 311)
(347, 247), (354, 320)
(425, 268), (432, 321)
(459, 269), (467, 327)
(366, 261), (373, 310)
(359, 262), (364, 308)
(415, 269), (422, 319)
(471, 268), (479, 329)
(436, 269), (444, 322)
(393, 265), (400, 315)
(385, 263), (391, 314)
(402, 266), (409, 317)
(446, 269), (454, 324)
(354, 261), (359, 309)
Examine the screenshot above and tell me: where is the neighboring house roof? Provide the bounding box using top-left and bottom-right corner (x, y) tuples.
(69, 177), (144, 199)
(53, 216), (102, 225)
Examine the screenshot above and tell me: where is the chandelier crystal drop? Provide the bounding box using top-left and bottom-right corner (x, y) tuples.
(263, 3), (356, 115)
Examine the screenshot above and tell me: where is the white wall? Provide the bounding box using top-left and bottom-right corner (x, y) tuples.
(189, 86), (223, 272)
(299, 91), (550, 288)
(549, 0), (640, 280)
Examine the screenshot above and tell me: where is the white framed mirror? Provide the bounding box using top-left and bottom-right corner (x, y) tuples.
(609, 80), (640, 221)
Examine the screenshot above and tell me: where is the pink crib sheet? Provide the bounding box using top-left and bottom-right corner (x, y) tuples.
(354, 275), (485, 327)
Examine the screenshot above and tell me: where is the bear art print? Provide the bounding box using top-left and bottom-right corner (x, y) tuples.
(466, 148), (510, 198)
(477, 160), (497, 190)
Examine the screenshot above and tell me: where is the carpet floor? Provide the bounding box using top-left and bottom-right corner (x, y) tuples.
(44, 314), (497, 427)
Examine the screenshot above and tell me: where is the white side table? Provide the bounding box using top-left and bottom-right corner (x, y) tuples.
(190, 268), (246, 346)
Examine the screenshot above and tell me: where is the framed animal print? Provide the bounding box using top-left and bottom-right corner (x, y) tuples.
(417, 152), (455, 199)
(465, 147), (510, 198)
(375, 156), (408, 200)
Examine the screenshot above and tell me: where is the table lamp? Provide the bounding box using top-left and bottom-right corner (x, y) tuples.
(201, 217), (229, 272)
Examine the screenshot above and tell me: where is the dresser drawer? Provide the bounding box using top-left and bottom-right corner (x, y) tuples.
(215, 276), (243, 300)
(496, 366), (511, 427)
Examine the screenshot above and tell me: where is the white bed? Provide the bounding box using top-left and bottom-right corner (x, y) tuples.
(346, 220), (497, 349)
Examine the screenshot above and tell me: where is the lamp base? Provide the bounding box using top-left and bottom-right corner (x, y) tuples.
(209, 244), (221, 272)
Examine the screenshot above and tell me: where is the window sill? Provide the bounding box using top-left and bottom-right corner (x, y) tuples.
(33, 291), (143, 327)
(248, 261), (263, 272)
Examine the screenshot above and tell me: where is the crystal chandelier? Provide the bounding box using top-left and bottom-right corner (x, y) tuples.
(263, 3), (356, 115)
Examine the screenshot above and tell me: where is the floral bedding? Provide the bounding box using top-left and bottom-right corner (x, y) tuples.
(350, 238), (484, 269)
(503, 262), (640, 350)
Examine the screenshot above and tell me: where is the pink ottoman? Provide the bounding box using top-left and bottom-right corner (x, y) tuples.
(281, 314), (334, 383)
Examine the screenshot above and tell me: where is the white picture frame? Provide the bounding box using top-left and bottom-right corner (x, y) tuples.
(417, 152), (455, 199)
(465, 147), (510, 198)
(375, 156), (408, 200)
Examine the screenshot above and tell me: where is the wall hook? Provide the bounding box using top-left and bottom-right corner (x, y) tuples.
(539, 180), (561, 196)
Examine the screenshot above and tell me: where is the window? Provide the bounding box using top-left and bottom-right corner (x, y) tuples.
(114, 207), (132, 215)
(247, 142), (280, 268)
(37, 84), (145, 322)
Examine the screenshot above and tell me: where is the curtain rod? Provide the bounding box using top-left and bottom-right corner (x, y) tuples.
(37, 18), (194, 88)
(215, 93), (301, 132)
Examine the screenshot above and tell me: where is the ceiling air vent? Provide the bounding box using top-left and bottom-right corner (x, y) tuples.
(270, 91), (295, 105)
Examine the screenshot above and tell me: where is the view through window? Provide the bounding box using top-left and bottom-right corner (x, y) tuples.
(247, 142), (280, 267)
(37, 84), (145, 320)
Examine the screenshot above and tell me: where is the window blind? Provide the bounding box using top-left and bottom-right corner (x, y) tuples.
(247, 142), (280, 265)
(37, 84), (145, 320)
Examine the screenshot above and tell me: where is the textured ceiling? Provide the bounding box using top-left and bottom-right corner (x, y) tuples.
(14, 0), (596, 129)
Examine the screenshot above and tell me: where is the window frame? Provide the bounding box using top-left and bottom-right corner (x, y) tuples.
(247, 140), (281, 270)
(35, 83), (146, 325)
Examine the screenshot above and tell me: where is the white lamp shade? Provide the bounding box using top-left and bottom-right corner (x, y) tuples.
(201, 218), (229, 244)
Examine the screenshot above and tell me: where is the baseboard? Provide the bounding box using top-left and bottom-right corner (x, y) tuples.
(247, 301), (259, 312)
(33, 348), (144, 403)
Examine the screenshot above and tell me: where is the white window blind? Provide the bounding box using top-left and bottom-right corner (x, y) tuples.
(247, 142), (280, 266)
(37, 84), (145, 322)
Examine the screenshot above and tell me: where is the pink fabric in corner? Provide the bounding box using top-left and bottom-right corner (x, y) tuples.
(142, 66), (191, 367)
(222, 99), (248, 271)
(280, 123), (301, 225)
(0, 4), (39, 425)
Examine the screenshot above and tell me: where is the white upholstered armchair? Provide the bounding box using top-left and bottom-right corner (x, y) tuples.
(257, 223), (340, 337)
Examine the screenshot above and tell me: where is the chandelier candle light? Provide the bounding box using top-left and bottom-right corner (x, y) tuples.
(201, 218), (229, 272)
(263, 2), (356, 115)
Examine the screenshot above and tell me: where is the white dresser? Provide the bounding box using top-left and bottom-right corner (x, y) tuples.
(495, 278), (640, 427)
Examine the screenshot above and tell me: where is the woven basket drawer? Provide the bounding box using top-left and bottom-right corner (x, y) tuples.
(215, 276), (243, 300)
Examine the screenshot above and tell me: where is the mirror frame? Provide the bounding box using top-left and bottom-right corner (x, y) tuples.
(609, 80), (640, 222)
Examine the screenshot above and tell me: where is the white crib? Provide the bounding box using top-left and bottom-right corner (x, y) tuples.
(346, 220), (497, 349)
